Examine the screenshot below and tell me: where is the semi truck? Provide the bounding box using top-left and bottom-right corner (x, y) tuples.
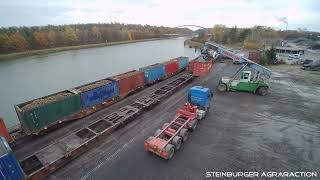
(144, 86), (212, 160)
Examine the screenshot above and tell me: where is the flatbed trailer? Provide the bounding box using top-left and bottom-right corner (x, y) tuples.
(144, 86), (213, 160)
(18, 74), (193, 180)
(144, 108), (198, 159)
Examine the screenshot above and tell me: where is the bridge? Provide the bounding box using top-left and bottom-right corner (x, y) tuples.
(176, 25), (207, 29)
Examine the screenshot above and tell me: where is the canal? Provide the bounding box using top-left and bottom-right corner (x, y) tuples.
(0, 37), (199, 128)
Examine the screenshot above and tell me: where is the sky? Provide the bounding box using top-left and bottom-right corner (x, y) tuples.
(0, 0), (319, 32)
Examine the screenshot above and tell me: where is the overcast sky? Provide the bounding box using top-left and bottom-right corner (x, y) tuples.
(0, 0), (319, 31)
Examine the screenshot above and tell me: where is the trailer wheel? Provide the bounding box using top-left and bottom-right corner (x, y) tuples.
(172, 136), (182, 150)
(218, 83), (227, 92)
(188, 120), (198, 131)
(162, 123), (170, 130)
(154, 129), (162, 137)
(164, 144), (175, 160)
(179, 128), (189, 142)
(257, 87), (268, 96)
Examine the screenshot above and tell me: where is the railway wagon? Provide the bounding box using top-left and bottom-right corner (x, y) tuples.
(0, 137), (25, 179)
(110, 70), (145, 98)
(14, 90), (81, 135)
(177, 56), (189, 71)
(139, 63), (166, 85)
(192, 60), (213, 77)
(163, 58), (179, 78)
(74, 78), (119, 108)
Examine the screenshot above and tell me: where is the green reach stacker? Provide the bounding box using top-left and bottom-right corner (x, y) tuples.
(204, 42), (272, 96)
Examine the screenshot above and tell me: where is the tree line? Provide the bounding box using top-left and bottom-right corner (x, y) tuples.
(194, 25), (320, 50)
(0, 23), (191, 54)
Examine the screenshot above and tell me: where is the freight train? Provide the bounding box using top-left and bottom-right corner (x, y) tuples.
(0, 54), (214, 180)
(9, 56), (190, 137)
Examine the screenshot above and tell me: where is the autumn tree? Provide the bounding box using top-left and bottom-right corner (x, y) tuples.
(47, 30), (57, 47)
(7, 32), (29, 51)
(64, 26), (77, 45)
(212, 24), (226, 43)
(0, 32), (10, 53)
(33, 31), (48, 48)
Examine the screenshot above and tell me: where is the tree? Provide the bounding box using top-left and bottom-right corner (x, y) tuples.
(33, 31), (48, 48)
(47, 30), (57, 47)
(239, 28), (251, 42)
(7, 32), (29, 51)
(228, 26), (238, 43)
(212, 25), (226, 43)
(0, 32), (10, 53)
(64, 26), (77, 45)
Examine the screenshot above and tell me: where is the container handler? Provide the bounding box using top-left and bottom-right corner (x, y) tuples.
(144, 86), (212, 160)
(204, 42), (272, 96)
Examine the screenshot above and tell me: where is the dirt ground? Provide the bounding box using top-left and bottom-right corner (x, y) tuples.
(39, 62), (319, 179)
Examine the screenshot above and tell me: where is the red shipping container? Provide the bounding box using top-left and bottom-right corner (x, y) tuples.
(193, 61), (213, 77)
(0, 118), (14, 144)
(111, 70), (145, 98)
(163, 59), (179, 78)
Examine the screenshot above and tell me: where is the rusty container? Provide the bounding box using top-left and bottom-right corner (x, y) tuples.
(193, 61), (213, 77)
(110, 70), (145, 98)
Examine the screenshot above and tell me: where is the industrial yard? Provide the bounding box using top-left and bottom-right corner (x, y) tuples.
(13, 61), (316, 179)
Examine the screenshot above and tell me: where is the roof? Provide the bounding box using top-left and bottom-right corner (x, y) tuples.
(274, 46), (304, 51)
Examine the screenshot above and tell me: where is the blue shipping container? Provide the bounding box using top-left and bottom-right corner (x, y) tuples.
(77, 80), (119, 108)
(0, 137), (25, 180)
(188, 86), (212, 110)
(178, 57), (189, 70)
(139, 64), (166, 84)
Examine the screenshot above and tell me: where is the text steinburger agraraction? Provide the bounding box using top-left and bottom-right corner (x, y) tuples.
(205, 171), (317, 178)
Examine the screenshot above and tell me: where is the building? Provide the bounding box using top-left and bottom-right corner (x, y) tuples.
(274, 46), (304, 55)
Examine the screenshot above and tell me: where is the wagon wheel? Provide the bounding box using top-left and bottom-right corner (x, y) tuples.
(179, 128), (189, 142)
(172, 136), (182, 150)
(164, 144), (175, 160)
(257, 87), (268, 96)
(218, 83), (227, 92)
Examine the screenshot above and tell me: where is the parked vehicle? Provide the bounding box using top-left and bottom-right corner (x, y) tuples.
(15, 90), (82, 135)
(139, 63), (166, 84)
(110, 70), (144, 98)
(0, 136), (25, 180)
(144, 86), (212, 160)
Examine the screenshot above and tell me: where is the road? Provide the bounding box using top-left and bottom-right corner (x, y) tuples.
(43, 62), (320, 180)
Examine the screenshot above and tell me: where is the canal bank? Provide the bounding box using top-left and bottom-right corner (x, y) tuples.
(0, 37), (199, 128)
(0, 37), (179, 61)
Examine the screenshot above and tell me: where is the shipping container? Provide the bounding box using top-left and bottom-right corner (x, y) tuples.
(178, 56), (189, 71)
(193, 61), (213, 77)
(248, 51), (261, 63)
(163, 59), (179, 78)
(0, 118), (13, 144)
(139, 63), (166, 84)
(15, 90), (81, 135)
(110, 70), (145, 98)
(187, 60), (195, 73)
(75, 79), (119, 108)
(0, 137), (25, 180)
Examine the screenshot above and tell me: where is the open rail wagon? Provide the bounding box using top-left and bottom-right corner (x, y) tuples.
(144, 86), (213, 159)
